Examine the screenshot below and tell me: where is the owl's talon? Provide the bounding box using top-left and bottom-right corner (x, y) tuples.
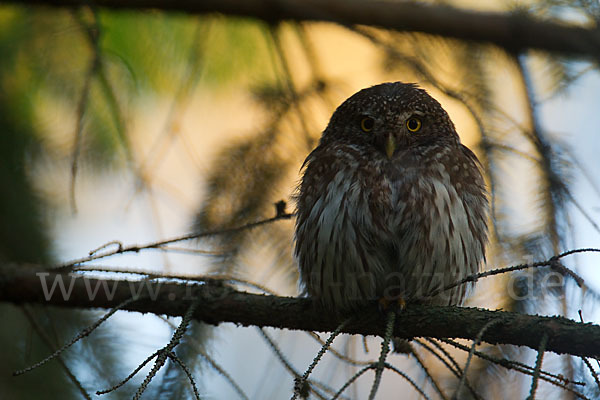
(397, 297), (407, 310)
(378, 297), (406, 312)
(378, 297), (390, 311)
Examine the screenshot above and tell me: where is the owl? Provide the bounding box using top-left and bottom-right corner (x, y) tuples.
(294, 82), (488, 310)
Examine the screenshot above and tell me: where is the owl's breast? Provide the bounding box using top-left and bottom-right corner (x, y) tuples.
(295, 153), (399, 307)
(383, 154), (488, 303)
(295, 143), (487, 307)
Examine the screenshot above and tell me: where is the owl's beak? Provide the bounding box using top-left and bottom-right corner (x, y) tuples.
(385, 133), (396, 159)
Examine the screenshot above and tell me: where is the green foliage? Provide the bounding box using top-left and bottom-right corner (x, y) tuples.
(99, 12), (273, 91)
(0, 9), (50, 263)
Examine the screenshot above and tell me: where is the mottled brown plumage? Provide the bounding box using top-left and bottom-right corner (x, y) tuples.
(294, 82), (488, 310)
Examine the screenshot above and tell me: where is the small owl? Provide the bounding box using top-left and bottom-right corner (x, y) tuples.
(294, 82), (488, 310)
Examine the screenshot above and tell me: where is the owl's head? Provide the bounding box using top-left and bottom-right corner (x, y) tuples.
(322, 82), (460, 158)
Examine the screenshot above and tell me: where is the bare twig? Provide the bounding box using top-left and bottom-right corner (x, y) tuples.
(333, 362), (432, 400)
(158, 315), (250, 400)
(578, 310), (600, 391)
(133, 300), (199, 399)
(13, 297), (137, 376)
(441, 339), (588, 399)
(581, 356), (600, 393)
(292, 319), (349, 400)
(453, 320), (500, 399)
(412, 350), (449, 400)
(167, 352), (201, 400)
(20, 306), (92, 400)
(69, 7), (101, 215)
(258, 328), (333, 400)
(425, 249), (600, 299)
(56, 211), (294, 269)
(368, 310), (395, 400)
(526, 333), (549, 400)
(383, 363), (432, 400)
(268, 25), (314, 148)
(307, 332), (372, 366)
(415, 339), (481, 400)
(421, 339), (462, 377)
(332, 364), (372, 400)
(73, 266), (280, 296)
(96, 351), (160, 395)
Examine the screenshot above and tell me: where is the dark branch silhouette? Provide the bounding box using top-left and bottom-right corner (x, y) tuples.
(2, 265), (600, 359)
(9, 0), (600, 59)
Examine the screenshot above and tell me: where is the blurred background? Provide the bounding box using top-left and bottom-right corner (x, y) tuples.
(1, 1), (600, 399)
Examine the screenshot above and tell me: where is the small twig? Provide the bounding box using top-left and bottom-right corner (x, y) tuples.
(132, 19), (210, 191)
(96, 351), (160, 395)
(56, 211), (294, 269)
(440, 338), (588, 399)
(292, 319), (350, 400)
(581, 356), (600, 393)
(556, 248), (600, 259)
(88, 241), (123, 256)
(150, 245), (226, 256)
(292, 23), (336, 109)
(69, 7), (101, 215)
(565, 190), (600, 236)
(578, 310), (600, 391)
(415, 339), (460, 377)
(453, 320), (501, 399)
(133, 299), (199, 399)
(258, 328), (333, 400)
(412, 349), (449, 400)
(441, 337), (585, 387)
(158, 316), (250, 400)
(415, 339), (481, 400)
(13, 297), (137, 376)
(526, 333), (549, 400)
(332, 364), (372, 400)
(258, 328), (299, 376)
(332, 361), (433, 400)
(384, 363), (432, 400)
(487, 141), (541, 163)
(425, 249), (600, 299)
(549, 258), (585, 288)
(307, 332), (372, 366)
(20, 306), (92, 400)
(167, 352), (201, 400)
(73, 266), (279, 296)
(268, 25), (314, 149)
(422, 339), (462, 377)
(333, 361), (432, 400)
(368, 310), (396, 400)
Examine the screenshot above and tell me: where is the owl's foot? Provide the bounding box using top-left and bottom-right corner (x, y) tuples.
(378, 298), (414, 355)
(378, 296), (407, 312)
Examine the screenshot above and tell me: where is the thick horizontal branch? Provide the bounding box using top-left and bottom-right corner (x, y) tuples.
(2, 265), (600, 358)
(10, 0), (600, 59)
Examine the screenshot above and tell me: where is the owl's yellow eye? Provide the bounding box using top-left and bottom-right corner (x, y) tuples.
(406, 117), (422, 132)
(360, 116), (375, 132)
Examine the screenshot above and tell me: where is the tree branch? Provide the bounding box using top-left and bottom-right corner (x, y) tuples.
(8, 0), (600, 59)
(2, 265), (600, 359)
